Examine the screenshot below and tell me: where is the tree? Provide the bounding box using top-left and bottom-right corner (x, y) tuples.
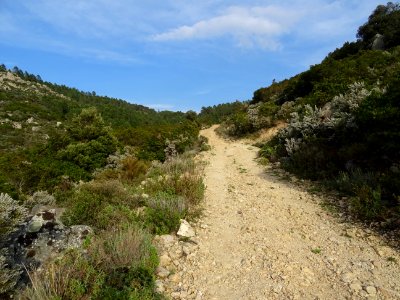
(58, 107), (117, 172)
(357, 2), (400, 49)
(185, 110), (197, 122)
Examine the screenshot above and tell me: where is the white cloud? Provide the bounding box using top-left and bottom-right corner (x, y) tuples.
(151, 5), (298, 50)
(0, 0), (385, 59)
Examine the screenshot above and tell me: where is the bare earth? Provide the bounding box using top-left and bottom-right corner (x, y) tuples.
(157, 125), (400, 300)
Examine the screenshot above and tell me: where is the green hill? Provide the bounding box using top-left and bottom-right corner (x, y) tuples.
(0, 66), (199, 197)
(199, 2), (400, 223)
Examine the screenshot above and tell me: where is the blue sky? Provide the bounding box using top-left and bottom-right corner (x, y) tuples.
(0, 1), (384, 112)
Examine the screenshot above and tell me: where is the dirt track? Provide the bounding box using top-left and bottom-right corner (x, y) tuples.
(163, 125), (400, 299)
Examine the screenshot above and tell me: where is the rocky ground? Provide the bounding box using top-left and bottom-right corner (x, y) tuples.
(154, 125), (400, 300)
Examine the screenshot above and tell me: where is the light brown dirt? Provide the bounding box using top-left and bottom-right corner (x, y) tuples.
(161, 125), (400, 300)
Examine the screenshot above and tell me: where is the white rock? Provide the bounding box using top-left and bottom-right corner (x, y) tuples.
(182, 245), (191, 256)
(27, 216), (44, 233)
(169, 273), (180, 283)
(195, 291), (203, 300)
(155, 280), (165, 293)
(171, 292), (181, 299)
(156, 266), (170, 278)
(177, 219), (195, 238)
(12, 122), (22, 129)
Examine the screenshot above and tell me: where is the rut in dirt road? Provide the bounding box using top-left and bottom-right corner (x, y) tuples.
(156, 125), (400, 300)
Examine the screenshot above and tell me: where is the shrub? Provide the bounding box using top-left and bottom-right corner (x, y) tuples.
(58, 108), (118, 173)
(226, 112), (254, 136)
(90, 224), (158, 273)
(197, 135), (211, 152)
(120, 156), (148, 182)
(25, 190), (56, 208)
(20, 251), (105, 300)
(62, 180), (138, 229)
(143, 192), (186, 234)
(351, 186), (383, 220)
(143, 154), (205, 207)
(0, 252), (22, 296)
(259, 144), (278, 163)
(0, 193), (27, 238)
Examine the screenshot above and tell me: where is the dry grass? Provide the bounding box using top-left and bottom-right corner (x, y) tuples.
(144, 154), (205, 207)
(89, 224), (153, 272)
(19, 252), (102, 300)
(120, 156), (148, 182)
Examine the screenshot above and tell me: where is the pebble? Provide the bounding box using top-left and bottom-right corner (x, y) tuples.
(160, 254), (172, 266)
(341, 272), (356, 283)
(155, 280), (165, 293)
(365, 286), (377, 295)
(169, 273), (180, 283)
(156, 266), (170, 278)
(350, 283), (362, 292)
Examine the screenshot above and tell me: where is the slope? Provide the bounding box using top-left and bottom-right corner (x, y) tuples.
(158, 125), (400, 299)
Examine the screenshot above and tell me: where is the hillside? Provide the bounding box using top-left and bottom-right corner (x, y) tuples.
(199, 3), (400, 226)
(156, 125), (400, 299)
(1, 3), (400, 299)
(0, 66), (200, 197)
(0, 65), (206, 298)
(0, 66), (188, 151)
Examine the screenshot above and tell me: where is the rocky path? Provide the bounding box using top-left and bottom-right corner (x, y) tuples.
(155, 125), (400, 300)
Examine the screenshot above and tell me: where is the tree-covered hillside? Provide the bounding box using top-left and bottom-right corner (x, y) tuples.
(0, 64), (206, 299)
(209, 2), (400, 223)
(0, 67), (199, 197)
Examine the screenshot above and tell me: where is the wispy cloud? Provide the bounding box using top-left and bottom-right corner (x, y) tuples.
(151, 6), (298, 50)
(0, 0), (384, 61)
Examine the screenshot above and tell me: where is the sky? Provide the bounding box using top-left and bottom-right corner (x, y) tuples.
(0, 1), (384, 112)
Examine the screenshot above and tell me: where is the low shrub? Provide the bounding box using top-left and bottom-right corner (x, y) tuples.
(0, 252), (22, 296)
(0, 193), (27, 238)
(20, 251), (105, 300)
(25, 190), (56, 208)
(90, 224), (158, 273)
(62, 180), (138, 230)
(143, 154), (205, 208)
(120, 156), (149, 182)
(21, 226), (161, 300)
(351, 186), (383, 220)
(143, 192), (186, 234)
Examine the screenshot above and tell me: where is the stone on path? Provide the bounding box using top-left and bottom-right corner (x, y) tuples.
(177, 219), (195, 238)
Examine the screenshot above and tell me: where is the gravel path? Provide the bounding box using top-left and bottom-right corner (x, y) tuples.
(156, 125), (400, 300)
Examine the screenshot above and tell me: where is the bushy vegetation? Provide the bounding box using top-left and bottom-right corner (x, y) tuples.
(197, 101), (246, 126)
(16, 149), (204, 299)
(214, 3), (400, 223)
(0, 193), (27, 238)
(0, 62), (205, 298)
(2, 149), (204, 298)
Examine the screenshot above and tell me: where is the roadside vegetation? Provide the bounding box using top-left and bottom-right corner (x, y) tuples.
(199, 3), (400, 225)
(0, 66), (208, 298)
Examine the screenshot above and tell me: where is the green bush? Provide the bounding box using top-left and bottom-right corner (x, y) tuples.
(143, 192), (186, 234)
(20, 251), (106, 300)
(351, 186), (383, 220)
(143, 154), (205, 207)
(0, 252), (22, 296)
(0, 193), (27, 238)
(21, 226), (161, 300)
(62, 180), (138, 230)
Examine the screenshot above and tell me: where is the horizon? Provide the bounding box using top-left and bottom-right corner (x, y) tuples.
(0, 1), (384, 112)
